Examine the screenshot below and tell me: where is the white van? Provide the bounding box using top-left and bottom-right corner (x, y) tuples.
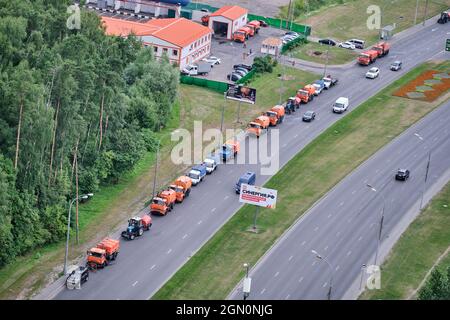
(333, 97), (349, 113)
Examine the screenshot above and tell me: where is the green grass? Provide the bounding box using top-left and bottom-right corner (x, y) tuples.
(290, 41), (358, 65)
(153, 60), (450, 300)
(292, 0), (448, 45)
(0, 65), (317, 299)
(360, 182), (450, 300)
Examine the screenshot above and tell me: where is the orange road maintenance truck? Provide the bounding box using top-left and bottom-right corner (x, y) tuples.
(358, 50), (379, 65)
(304, 84), (318, 97)
(233, 27), (251, 42)
(247, 115), (270, 138)
(150, 189), (177, 215)
(263, 110), (279, 126)
(371, 41), (390, 57)
(271, 105), (286, 124)
(169, 176), (192, 203)
(296, 89), (312, 103)
(86, 238), (120, 269)
(247, 20), (261, 34)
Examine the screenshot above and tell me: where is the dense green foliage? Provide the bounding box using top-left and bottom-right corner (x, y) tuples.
(419, 266), (450, 300)
(0, 0), (178, 266)
(280, 0), (347, 19)
(252, 55), (277, 74)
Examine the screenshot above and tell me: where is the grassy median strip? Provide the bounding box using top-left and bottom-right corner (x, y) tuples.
(290, 42), (358, 65)
(153, 60), (450, 300)
(361, 181), (450, 300)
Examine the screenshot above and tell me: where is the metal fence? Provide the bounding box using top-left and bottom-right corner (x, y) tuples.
(281, 35), (308, 54)
(247, 14), (311, 36)
(236, 68), (257, 85)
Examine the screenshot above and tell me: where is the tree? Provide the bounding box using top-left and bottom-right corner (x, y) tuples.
(418, 266), (450, 300)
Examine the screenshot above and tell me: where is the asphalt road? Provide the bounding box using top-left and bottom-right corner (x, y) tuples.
(56, 20), (448, 300)
(229, 97), (450, 300)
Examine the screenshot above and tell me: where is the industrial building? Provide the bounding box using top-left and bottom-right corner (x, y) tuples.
(207, 5), (248, 40)
(101, 16), (212, 70)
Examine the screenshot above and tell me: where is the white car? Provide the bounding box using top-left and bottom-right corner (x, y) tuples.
(338, 41), (356, 50)
(202, 56), (221, 67)
(333, 97), (349, 113)
(365, 67), (380, 79)
(203, 156), (218, 174)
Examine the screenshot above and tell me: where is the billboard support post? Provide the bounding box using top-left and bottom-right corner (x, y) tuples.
(251, 206), (260, 232)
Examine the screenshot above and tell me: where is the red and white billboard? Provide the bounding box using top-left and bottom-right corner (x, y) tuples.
(239, 184), (277, 209)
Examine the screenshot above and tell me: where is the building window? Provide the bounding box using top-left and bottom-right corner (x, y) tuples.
(163, 48), (168, 54)
(154, 46), (158, 53)
(173, 49), (178, 56)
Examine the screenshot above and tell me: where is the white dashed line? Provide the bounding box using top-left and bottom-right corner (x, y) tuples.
(299, 276), (304, 283)
(339, 202), (344, 206)
(336, 231), (341, 237)
(327, 214), (332, 218)
(347, 251), (352, 256)
(198, 220), (202, 225)
(282, 143), (287, 148)
(312, 261), (317, 266)
(335, 265), (340, 271)
(286, 294), (291, 300)
(150, 264), (156, 270)
(224, 195), (229, 200)
(352, 190), (356, 195)
(301, 240), (307, 246)
(211, 208), (216, 212)
(167, 249), (172, 254)
(322, 282), (327, 288)
(324, 246), (328, 251)
(260, 288), (266, 295)
(294, 134), (298, 138)
(274, 271), (279, 277)
(289, 255), (294, 261)
(182, 234), (188, 240)
(314, 226), (319, 231)
(358, 236), (363, 242)
(132, 281), (138, 287)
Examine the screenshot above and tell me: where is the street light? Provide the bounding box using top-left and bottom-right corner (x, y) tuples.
(366, 184), (385, 265)
(414, 132), (432, 210)
(311, 249), (334, 300)
(64, 193), (94, 275)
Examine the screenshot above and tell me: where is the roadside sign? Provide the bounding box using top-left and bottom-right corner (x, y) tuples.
(226, 84), (256, 104)
(239, 184), (277, 209)
(446, 39), (450, 52)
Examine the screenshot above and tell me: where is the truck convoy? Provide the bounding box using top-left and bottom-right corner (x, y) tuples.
(86, 238), (120, 269)
(358, 41), (390, 65)
(121, 215), (152, 240)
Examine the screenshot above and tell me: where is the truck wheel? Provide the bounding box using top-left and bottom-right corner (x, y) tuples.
(139, 228), (143, 236)
(130, 234), (135, 240)
(147, 223), (152, 230)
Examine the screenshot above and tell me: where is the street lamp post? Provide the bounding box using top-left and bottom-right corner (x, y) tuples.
(414, 133), (432, 210)
(64, 193), (94, 275)
(366, 184), (386, 266)
(311, 249), (334, 300)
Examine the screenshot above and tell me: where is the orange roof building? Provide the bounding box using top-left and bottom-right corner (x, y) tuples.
(101, 16), (212, 69)
(207, 5), (248, 40)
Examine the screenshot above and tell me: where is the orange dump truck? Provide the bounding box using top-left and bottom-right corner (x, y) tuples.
(233, 27), (251, 42)
(150, 189), (176, 215)
(271, 105), (286, 124)
(371, 41), (390, 57)
(169, 176), (192, 203)
(247, 115), (270, 138)
(296, 89), (311, 103)
(358, 50), (378, 65)
(304, 84), (317, 97)
(86, 238), (120, 269)
(247, 20), (261, 34)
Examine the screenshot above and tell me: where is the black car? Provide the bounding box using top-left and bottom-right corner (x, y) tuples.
(233, 64), (253, 71)
(259, 20), (268, 27)
(318, 39), (336, 46)
(302, 111), (316, 122)
(395, 169), (410, 181)
(390, 61), (402, 71)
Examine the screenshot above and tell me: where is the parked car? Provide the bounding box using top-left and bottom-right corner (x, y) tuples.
(202, 56), (221, 67)
(347, 39), (365, 49)
(285, 31), (299, 37)
(234, 69), (248, 77)
(333, 97), (349, 113)
(234, 67), (249, 74)
(395, 168), (410, 181)
(235, 171), (256, 194)
(302, 111), (316, 122)
(318, 39), (337, 46)
(227, 73), (243, 82)
(233, 64), (253, 71)
(313, 80), (326, 94)
(259, 20), (268, 27)
(338, 41), (356, 50)
(390, 60), (402, 71)
(366, 67), (380, 79)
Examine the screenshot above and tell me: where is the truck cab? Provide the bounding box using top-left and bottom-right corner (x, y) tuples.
(169, 184), (187, 202)
(204, 155), (219, 174)
(219, 140), (240, 162)
(87, 238), (119, 268)
(150, 197), (171, 215)
(312, 80), (325, 94)
(271, 105), (285, 123)
(264, 110), (279, 126)
(247, 20), (261, 34)
(174, 176), (192, 197)
(235, 171), (256, 194)
(297, 89), (313, 103)
(358, 50), (378, 65)
(181, 63), (211, 76)
(188, 164), (207, 185)
(233, 28), (250, 42)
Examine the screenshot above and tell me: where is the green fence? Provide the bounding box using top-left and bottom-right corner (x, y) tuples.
(281, 35), (307, 54)
(184, 3), (219, 13)
(180, 75), (228, 93)
(236, 68), (257, 85)
(247, 14), (311, 36)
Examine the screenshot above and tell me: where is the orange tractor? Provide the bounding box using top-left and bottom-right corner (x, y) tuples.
(150, 189), (177, 216)
(247, 115), (270, 138)
(86, 238), (120, 269)
(169, 176), (192, 203)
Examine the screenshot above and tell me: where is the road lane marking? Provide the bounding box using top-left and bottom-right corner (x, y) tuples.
(324, 246), (328, 251)
(294, 134), (298, 138)
(299, 276), (304, 283)
(198, 220), (202, 225)
(312, 261), (317, 266)
(282, 143), (287, 148)
(339, 202), (344, 206)
(167, 249), (172, 254)
(274, 271), (279, 277)
(335, 265), (340, 271)
(182, 234), (188, 240)
(289, 255), (294, 261)
(211, 208), (216, 212)
(322, 282), (327, 288)
(352, 190), (356, 195)
(327, 213), (332, 218)
(314, 226), (319, 231)
(132, 281), (138, 287)
(150, 264), (156, 270)
(260, 288), (266, 295)
(286, 294), (290, 300)
(358, 236), (363, 242)
(224, 195), (229, 200)
(336, 231), (341, 237)
(301, 240), (307, 246)
(347, 250), (352, 256)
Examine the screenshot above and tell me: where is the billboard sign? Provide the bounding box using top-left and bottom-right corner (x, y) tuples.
(446, 39), (450, 52)
(226, 84), (256, 104)
(239, 184), (277, 209)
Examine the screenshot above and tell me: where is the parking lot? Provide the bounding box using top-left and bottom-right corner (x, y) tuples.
(205, 26), (286, 82)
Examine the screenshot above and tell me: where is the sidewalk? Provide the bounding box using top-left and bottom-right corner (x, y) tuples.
(283, 13), (443, 72)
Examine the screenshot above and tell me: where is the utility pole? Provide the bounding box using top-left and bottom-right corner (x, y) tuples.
(414, 0), (420, 25)
(422, 0), (429, 26)
(220, 91), (226, 134)
(152, 139), (160, 199)
(323, 49), (329, 78)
